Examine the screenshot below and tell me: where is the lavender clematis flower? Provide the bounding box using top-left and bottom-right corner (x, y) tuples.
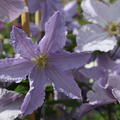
(0, 88), (24, 120)
(0, 11), (91, 116)
(74, 83), (116, 119)
(0, 0), (28, 23)
(75, 72), (120, 119)
(76, 0), (120, 52)
(28, 0), (63, 30)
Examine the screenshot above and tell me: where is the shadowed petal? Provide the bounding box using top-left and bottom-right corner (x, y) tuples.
(10, 26), (40, 59)
(39, 11), (66, 54)
(30, 23), (41, 40)
(74, 101), (114, 119)
(97, 54), (117, 69)
(21, 67), (50, 116)
(0, 88), (24, 120)
(87, 82), (115, 105)
(28, 0), (63, 30)
(0, 58), (34, 82)
(74, 82), (116, 119)
(0, 0), (28, 23)
(48, 51), (91, 70)
(40, 0), (63, 30)
(64, 1), (77, 22)
(28, 0), (40, 13)
(79, 67), (108, 88)
(46, 65), (82, 100)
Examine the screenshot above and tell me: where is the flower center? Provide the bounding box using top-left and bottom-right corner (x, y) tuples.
(106, 22), (120, 35)
(34, 55), (48, 68)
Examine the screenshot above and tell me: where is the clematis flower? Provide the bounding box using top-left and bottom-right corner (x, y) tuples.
(0, 0), (28, 23)
(73, 83), (115, 119)
(0, 11), (91, 116)
(74, 71), (120, 119)
(0, 88), (24, 120)
(75, 0), (120, 52)
(28, 0), (63, 30)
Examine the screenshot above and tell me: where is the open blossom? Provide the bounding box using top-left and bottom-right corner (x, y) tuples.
(28, 0), (63, 30)
(75, 0), (120, 52)
(0, 11), (91, 116)
(0, 0), (28, 23)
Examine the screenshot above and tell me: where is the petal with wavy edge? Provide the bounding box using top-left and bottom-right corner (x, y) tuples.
(0, 0), (28, 23)
(10, 26), (40, 59)
(39, 11), (66, 54)
(21, 67), (50, 117)
(46, 65), (82, 100)
(0, 58), (34, 82)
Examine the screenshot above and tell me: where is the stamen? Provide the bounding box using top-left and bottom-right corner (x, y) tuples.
(105, 22), (120, 36)
(33, 55), (48, 68)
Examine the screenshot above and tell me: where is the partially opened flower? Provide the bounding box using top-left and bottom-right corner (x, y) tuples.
(76, 0), (120, 52)
(74, 82), (116, 119)
(0, 0), (28, 23)
(28, 0), (63, 30)
(0, 11), (91, 116)
(75, 72), (120, 119)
